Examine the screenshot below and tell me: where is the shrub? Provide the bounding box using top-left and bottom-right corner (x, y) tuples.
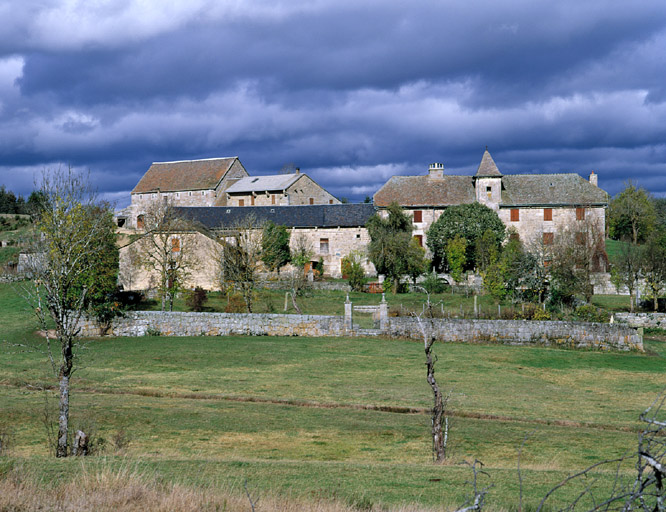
(516, 303), (551, 321)
(574, 304), (610, 323)
(185, 287), (208, 312)
(224, 293), (246, 313)
(421, 272), (450, 294)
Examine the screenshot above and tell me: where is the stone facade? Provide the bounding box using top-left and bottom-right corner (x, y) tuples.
(290, 226), (373, 277)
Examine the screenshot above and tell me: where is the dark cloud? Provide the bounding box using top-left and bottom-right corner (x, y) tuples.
(1, 0), (666, 205)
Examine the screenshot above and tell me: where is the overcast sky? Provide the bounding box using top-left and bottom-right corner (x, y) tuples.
(1, 0), (665, 207)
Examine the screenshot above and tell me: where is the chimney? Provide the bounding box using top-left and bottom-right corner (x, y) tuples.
(589, 171), (598, 187)
(295, 167), (300, 175)
(429, 163), (444, 179)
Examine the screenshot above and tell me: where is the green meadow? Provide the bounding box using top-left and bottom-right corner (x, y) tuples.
(0, 282), (665, 510)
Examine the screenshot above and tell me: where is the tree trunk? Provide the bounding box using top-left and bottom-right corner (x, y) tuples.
(56, 339), (73, 458)
(57, 371), (70, 458)
(425, 336), (446, 463)
(630, 290), (634, 313)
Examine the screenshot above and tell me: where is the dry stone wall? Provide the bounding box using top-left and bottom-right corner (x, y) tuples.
(384, 317), (642, 351)
(77, 311), (643, 351)
(615, 313), (666, 329)
(77, 311), (347, 338)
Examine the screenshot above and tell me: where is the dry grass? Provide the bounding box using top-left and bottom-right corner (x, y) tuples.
(0, 463), (449, 512)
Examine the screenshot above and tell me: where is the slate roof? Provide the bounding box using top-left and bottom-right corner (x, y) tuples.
(225, 173), (301, 194)
(132, 157), (240, 194)
(501, 174), (608, 206)
(374, 175), (475, 207)
(475, 149), (502, 177)
(174, 203), (377, 229)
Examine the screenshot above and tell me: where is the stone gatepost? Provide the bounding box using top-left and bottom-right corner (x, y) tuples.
(379, 293), (389, 331)
(344, 295), (353, 331)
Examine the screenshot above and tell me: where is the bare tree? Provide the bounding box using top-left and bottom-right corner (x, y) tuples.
(22, 167), (116, 457)
(135, 199), (198, 311)
(216, 214), (263, 313)
(551, 216), (606, 304)
(610, 242), (643, 312)
(415, 291), (450, 463)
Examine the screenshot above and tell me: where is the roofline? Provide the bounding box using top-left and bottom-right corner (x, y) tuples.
(224, 172), (304, 194)
(499, 202), (608, 208)
(152, 156), (238, 165)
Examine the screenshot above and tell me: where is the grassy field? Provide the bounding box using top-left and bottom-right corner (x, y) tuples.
(0, 282), (665, 510)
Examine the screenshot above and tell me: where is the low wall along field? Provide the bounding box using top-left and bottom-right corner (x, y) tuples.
(78, 310), (643, 351)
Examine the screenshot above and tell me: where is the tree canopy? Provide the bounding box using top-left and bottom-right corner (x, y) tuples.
(608, 183), (656, 244)
(261, 221), (291, 273)
(426, 202), (505, 272)
(367, 202), (424, 292)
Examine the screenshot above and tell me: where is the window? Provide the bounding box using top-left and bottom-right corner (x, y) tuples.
(251, 195), (255, 206)
(486, 186), (492, 199)
(510, 208), (519, 222)
(414, 235), (423, 247)
(413, 210), (423, 223)
(238, 199), (244, 207)
(309, 198), (314, 205)
(272, 194), (276, 205)
(544, 208), (552, 221)
(171, 238), (180, 253)
(329, 199), (333, 204)
(543, 232), (554, 245)
(201, 191), (205, 196)
(319, 238), (329, 254)
(576, 207), (585, 221)
(136, 215), (145, 229)
(356, 234), (361, 239)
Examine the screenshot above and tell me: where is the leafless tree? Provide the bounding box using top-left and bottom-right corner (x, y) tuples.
(216, 214), (264, 313)
(415, 290), (450, 463)
(21, 167), (115, 457)
(610, 242), (643, 312)
(134, 199), (198, 311)
(551, 215), (607, 303)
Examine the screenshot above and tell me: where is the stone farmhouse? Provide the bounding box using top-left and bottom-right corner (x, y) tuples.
(374, 149), (609, 267)
(118, 203), (376, 290)
(121, 157), (338, 230)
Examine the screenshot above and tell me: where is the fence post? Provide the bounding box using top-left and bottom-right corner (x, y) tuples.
(380, 293), (389, 331)
(344, 295), (353, 331)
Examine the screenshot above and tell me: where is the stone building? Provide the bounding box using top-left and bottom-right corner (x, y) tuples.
(176, 203), (375, 279)
(374, 149), (609, 265)
(119, 203), (377, 290)
(125, 157), (249, 229)
(224, 171), (340, 206)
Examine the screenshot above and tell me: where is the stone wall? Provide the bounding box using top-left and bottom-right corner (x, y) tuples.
(77, 310), (643, 351)
(77, 311), (347, 338)
(384, 317), (642, 351)
(615, 313), (666, 329)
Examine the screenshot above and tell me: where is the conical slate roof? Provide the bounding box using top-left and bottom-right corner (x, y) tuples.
(475, 149), (502, 177)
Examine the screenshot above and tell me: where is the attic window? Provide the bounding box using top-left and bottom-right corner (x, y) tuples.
(413, 210), (422, 223)
(576, 207), (585, 221)
(510, 208), (519, 222)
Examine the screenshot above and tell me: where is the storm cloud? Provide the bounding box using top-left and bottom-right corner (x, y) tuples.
(1, 0), (665, 205)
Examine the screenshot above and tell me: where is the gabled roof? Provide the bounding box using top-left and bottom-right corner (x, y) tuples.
(174, 203), (377, 229)
(374, 175), (475, 207)
(501, 174), (608, 206)
(225, 173), (301, 194)
(132, 157), (240, 194)
(475, 149), (502, 177)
